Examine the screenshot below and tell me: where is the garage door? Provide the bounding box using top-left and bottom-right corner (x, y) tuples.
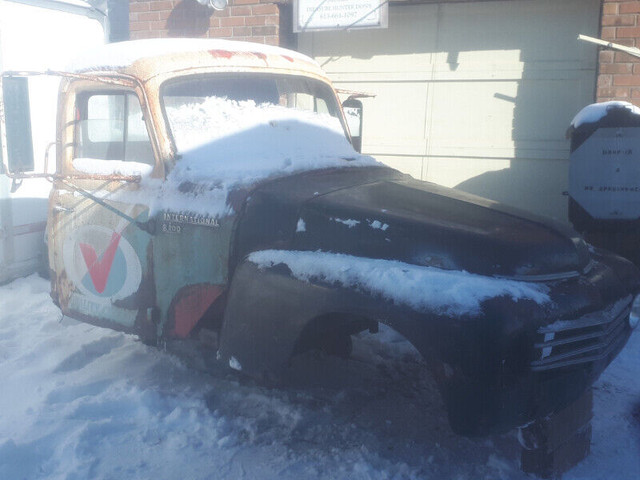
(298, 0), (601, 219)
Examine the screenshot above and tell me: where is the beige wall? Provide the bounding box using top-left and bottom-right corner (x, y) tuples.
(299, 0), (601, 221)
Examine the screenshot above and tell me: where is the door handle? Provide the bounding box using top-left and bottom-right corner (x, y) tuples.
(53, 205), (74, 213)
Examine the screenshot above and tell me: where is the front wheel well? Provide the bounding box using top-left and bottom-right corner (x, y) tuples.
(292, 312), (378, 358)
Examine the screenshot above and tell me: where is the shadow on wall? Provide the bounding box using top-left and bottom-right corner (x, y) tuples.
(166, 0), (212, 37)
(299, 0), (601, 222)
(455, 161), (570, 221)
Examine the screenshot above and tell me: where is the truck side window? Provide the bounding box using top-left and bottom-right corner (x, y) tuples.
(75, 92), (154, 166)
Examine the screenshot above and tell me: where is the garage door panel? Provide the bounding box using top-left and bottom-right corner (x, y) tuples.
(375, 155), (424, 180)
(299, 0), (600, 219)
(434, 157), (571, 220)
(299, 4), (438, 74)
(438, 0), (600, 64)
(335, 80), (428, 154)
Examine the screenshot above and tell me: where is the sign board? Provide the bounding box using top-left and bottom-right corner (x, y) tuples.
(569, 127), (640, 220)
(294, 0), (389, 32)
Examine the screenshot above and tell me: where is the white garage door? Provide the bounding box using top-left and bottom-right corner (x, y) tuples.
(298, 0), (601, 219)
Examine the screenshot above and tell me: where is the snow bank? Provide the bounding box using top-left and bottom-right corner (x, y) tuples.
(570, 101), (640, 129)
(1, 276), (639, 479)
(121, 99), (378, 217)
(248, 250), (550, 316)
(68, 38), (315, 72)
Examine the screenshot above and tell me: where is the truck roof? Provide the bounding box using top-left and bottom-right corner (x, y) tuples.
(68, 38), (329, 83)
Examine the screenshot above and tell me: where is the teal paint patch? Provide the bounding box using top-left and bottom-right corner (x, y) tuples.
(152, 214), (235, 337)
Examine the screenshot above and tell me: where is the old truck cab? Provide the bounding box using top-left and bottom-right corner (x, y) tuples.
(48, 38), (358, 340)
(46, 39), (640, 438)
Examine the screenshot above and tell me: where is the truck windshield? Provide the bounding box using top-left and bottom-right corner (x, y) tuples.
(162, 73), (346, 154)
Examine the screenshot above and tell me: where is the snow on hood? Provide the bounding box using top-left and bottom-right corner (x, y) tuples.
(67, 38), (316, 72)
(570, 101), (640, 129)
(123, 99), (378, 218)
(248, 250), (551, 317)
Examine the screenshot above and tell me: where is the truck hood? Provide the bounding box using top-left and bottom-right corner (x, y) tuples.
(236, 167), (591, 279)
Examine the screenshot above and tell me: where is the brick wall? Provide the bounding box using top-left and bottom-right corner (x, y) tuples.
(129, 0), (291, 46)
(598, 0), (640, 103)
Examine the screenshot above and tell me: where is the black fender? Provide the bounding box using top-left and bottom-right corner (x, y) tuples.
(217, 259), (446, 379)
(217, 258), (547, 435)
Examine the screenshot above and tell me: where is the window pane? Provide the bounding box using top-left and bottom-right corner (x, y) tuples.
(76, 92), (153, 166)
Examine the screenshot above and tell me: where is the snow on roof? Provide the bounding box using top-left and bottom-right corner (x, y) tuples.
(570, 101), (640, 129)
(249, 250), (551, 317)
(67, 38), (317, 73)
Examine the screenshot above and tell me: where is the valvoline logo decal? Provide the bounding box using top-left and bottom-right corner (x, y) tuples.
(63, 225), (142, 305)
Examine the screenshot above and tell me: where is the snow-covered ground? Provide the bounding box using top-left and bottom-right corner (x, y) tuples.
(0, 275), (638, 480)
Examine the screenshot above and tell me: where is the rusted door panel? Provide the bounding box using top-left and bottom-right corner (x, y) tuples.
(50, 180), (154, 335)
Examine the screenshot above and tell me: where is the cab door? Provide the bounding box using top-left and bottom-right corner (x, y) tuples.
(49, 84), (159, 339)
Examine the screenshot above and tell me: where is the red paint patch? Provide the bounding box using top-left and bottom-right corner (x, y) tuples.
(253, 52), (268, 64)
(283, 55), (294, 63)
(79, 231), (122, 294)
(173, 284), (223, 338)
(208, 49), (234, 59)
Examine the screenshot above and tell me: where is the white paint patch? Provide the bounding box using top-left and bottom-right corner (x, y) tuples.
(249, 250), (551, 317)
(368, 220), (389, 231)
(229, 356), (242, 371)
(296, 218), (306, 232)
(332, 218), (360, 228)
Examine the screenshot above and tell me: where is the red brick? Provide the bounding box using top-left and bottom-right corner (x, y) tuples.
(233, 0), (255, 5)
(600, 50), (615, 63)
(598, 86), (629, 99)
(149, 1), (173, 12)
(630, 87), (640, 98)
(265, 15), (279, 25)
(613, 74), (640, 85)
(209, 17), (220, 27)
(615, 50), (640, 62)
(212, 8), (230, 17)
(232, 26), (252, 36)
(602, 14), (636, 26)
(601, 26), (617, 40)
(245, 16), (267, 26)
(633, 63), (640, 74)
(137, 11), (161, 22)
(603, 3), (619, 15)
(132, 30), (158, 39)
(220, 16), (246, 27)
(210, 27), (233, 38)
(130, 21), (151, 31)
(230, 6), (252, 16)
(620, 2), (640, 14)
(616, 25), (640, 37)
(252, 25), (277, 36)
(598, 75), (613, 87)
(611, 37), (637, 47)
(601, 62), (634, 74)
(130, 2), (150, 13)
(149, 20), (168, 30)
(252, 4), (278, 15)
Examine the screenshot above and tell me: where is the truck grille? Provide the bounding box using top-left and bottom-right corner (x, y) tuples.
(531, 295), (632, 372)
